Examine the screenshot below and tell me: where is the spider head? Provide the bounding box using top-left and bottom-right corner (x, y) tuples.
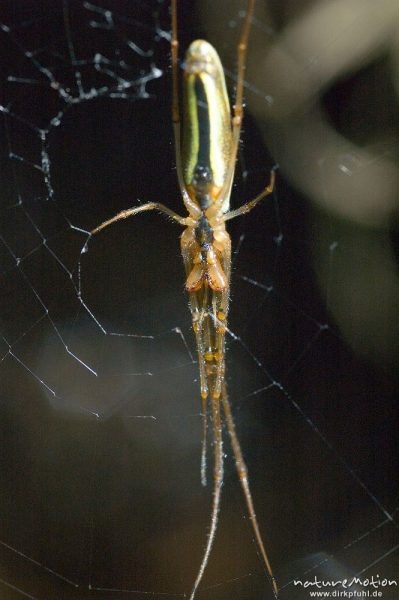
(195, 213), (214, 248)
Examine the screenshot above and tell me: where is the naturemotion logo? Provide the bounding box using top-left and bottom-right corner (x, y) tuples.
(293, 574), (397, 597)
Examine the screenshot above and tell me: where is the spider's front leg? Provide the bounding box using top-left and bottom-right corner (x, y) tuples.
(180, 222), (234, 600)
(181, 225), (210, 485)
(180, 223), (232, 481)
(180, 223), (232, 397)
(209, 225), (231, 400)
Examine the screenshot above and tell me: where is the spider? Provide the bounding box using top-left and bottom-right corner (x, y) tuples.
(91, 1), (277, 597)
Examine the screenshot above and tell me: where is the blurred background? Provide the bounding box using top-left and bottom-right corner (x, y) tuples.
(0, 1), (398, 599)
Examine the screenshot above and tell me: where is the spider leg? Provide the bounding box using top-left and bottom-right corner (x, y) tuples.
(211, 231), (231, 399)
(200, 389), (209, 487)
(196, 287), (210, 487)
(181, 228), (210, 486)
(216, 0), (256, 206)
(221, 384), (278, 598)
(171, 0), (201, 219)
(91, 202), (189, 235)
(189, 390), (223, 600)
(223, 168), (276, 222)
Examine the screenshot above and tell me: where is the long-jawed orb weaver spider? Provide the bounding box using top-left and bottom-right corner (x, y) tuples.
(91, 0), (277, 598)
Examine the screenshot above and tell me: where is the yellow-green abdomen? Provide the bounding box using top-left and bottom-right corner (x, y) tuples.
(182, 40), (232, 210)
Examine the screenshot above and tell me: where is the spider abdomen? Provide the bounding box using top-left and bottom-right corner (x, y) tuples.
(182, 39), (233, 213)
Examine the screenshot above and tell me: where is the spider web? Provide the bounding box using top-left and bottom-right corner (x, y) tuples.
(0, 1), (398, 599)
